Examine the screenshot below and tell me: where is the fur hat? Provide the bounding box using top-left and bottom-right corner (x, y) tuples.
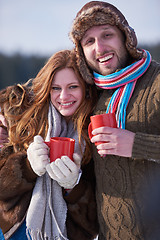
(70, 1), (144, 84)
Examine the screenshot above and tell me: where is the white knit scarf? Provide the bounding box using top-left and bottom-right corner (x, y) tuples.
(26, 103), (83, 240)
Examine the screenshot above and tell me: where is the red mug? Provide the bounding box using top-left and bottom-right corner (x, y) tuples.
(88, 113), (117, 145)
(45, 137), (75, 162)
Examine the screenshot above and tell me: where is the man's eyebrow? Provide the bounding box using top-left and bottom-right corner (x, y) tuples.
(81, 33), (90, 42)
(81, 26), (112, 42)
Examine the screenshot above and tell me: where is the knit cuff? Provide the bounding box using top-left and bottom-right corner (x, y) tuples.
(132, 132), (160, 163)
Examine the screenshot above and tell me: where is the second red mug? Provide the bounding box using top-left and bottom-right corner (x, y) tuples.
(88, 113), (117, 145)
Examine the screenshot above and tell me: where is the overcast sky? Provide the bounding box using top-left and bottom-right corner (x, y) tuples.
(0, 0), (160, 56)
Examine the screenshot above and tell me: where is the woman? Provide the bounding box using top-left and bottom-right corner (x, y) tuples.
(0, 50), (98, 239)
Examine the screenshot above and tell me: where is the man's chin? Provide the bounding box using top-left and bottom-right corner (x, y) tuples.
(98, 68), (115, 76)
(89, 64), (115, 76)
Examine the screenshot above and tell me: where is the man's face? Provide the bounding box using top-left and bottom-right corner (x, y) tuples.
(81, 24), (130, 76)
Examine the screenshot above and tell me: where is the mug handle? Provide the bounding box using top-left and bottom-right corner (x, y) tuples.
(88, 122), (93, 140)
(44, 141), (50, 148)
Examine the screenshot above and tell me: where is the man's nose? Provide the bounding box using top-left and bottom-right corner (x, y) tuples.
(95, 39), (104, 53)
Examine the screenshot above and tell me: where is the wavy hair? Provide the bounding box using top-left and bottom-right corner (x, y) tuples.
(0, 50), (98, 164)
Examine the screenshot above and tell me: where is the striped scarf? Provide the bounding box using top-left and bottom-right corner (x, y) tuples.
(93, 50), (151, 129)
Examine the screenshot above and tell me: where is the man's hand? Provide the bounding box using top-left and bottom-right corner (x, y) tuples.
(91, 126), (135, 157)
(0, 114), (8, 146)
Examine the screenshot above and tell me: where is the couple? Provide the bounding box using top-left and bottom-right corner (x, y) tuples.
(1, 1), (160, 240)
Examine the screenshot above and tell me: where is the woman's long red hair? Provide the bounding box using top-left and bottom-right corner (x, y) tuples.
(0, 50), (98, 164)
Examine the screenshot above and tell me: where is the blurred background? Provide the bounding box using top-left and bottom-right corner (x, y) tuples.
(0, 0), (160, 89)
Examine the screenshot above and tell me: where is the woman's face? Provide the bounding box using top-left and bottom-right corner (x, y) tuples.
(50, 68), (83, 121)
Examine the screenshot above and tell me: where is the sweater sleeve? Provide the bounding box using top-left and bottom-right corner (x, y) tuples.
(132, 132), (160, 163)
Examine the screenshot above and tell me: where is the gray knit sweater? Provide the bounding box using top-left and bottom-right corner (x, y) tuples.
(93, 61), (160, 239)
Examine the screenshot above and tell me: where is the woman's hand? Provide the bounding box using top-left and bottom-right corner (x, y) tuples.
(91, 126), (135, 158)
(46, 153), (81, 189)
(27, 135), (49, 176)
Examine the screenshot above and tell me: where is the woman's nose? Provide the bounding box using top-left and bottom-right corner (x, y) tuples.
(59, 89), (69, 99)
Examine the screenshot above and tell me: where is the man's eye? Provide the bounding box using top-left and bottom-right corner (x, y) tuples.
(82, 38), (94, 46)
(104, 33), (112, 37)
(86, 39), (94, 44)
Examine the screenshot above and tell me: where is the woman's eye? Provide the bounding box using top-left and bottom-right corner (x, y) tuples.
(52, 86), (61, 90)
(70, 85), (79, 89)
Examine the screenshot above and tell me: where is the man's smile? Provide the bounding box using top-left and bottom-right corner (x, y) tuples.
(97, 54), (113, 63)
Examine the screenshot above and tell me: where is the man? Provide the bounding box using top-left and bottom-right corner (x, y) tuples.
(68, 1), (160, 239)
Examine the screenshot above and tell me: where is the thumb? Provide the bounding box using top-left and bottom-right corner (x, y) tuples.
(0, 114), (7, 127)
(34, 135), (44, 143)
(73, 153), (81, 167)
